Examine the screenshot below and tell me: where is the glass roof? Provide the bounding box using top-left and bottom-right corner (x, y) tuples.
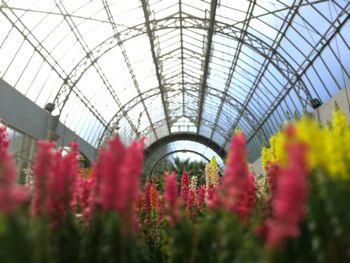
(0, 0), (349, 162)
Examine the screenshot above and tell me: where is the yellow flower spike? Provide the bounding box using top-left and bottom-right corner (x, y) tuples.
(274, 130), (287, 165)
(324, 109), (349, 179)
(261, 146), (269, 169)
(209, 157), (219, 186)
(346, 128), (350, 164)
(266, 130), (287, 165)
(269, 134), (277, 161)
(260, 130), (286, 170)
(332, 108), (347, 131)
(294, 115), (323, 169)
(260, 108), (350, 179)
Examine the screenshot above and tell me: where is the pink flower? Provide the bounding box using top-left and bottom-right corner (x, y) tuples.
(248, 172), (256, 209)
(87, 163), (100, 217)
(266, 161), (280, 194)
(186, 188), (195, 210)
(31, 140), (56, 216)
(95, 136), (144, 231)
(0, 126), (27, 214)
(220, 131), (250, 220)
(122, 139), (144, 230)
(163, 172), (179, 225)
(266, 140), (309, 248)
(31, 140), (79, 227)
(98, 137), (126, 210)
(180, 172), (189, 202)
(196, 185), (205, 208)
(206, 185), (219, 210)
(255, 163), (281, 241)
(76, 176), (93, 222)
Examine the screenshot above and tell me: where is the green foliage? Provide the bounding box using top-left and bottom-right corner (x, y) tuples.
(2, 169), (350, 262)
(153, 157), (206, 184)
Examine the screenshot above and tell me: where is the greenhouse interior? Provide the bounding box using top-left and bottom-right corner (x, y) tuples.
(0, 0), (350, 262)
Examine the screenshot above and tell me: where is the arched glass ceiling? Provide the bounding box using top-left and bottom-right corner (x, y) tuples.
(0, 0), (349, 162)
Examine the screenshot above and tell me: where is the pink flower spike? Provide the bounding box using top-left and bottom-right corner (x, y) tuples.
(220, 131), (250, 220)
(164, 172), (179, 225)
(31, 140), (56, 217)
(94, 136), (144, 232)
(196, 185), (205, 208)
(186, 188), (195, 210)
(69, 140), (79, 150)
(180, 172), (189, 202)
(248, 172), (256, 209)
(206, 185), (219, 210)
(0, 126), (28, 214)
(266, 141), (309, 248)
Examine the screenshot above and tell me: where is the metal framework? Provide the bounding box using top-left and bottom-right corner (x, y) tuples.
(0, 0), (350, 167)
(144, 133), (226, 160)
(140, 0), (171, 135)
(196, 0), (218, 130)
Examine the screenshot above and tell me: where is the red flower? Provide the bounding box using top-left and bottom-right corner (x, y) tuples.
(266, 161), (280, 194)
(0, 126), (27, 214)
(144, 181), (159, 212)
(180, 171), (189, 202)
(186, 188), (195, 210)
(266, 140), (309, 248)
(136, 192), (145, 213)
(163, 172), (179, 226)
(144, 182), (152, 212)
(149, 184), (159, 209)
(196, 185), (205, 208)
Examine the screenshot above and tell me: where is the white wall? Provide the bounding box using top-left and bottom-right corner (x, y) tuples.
(0, 78), (97, 161)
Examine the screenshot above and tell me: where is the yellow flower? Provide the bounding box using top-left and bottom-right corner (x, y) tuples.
(260, 108), (350, 180)
(261, 146), (270, 169)
(294, 115), (323, 169)
(323, 109), (349, 179)
(260, 130), (287, 170)
(209, 157), (219, 186)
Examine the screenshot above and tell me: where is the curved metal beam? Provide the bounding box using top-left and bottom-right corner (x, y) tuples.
(102, 0), (158, 139)
(140, 0), (171, 134)
(97, 83), (269, 147)
(208, 0), (256, 140)
(141, 117), (231, 142)
(52, 16), (311, 127)
(144, 133), (226, 161)
(112, 117), (232, 150)
(197, 0), (218, 131)
(221, 0), (301, 148)
(246, 4), (350, 144)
